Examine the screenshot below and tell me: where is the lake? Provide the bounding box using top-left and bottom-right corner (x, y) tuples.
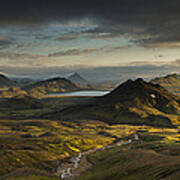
(48, 90), (110, 97)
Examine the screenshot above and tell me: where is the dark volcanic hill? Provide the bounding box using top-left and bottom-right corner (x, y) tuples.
(22, 77), (79, 96)
(51, 78), (180, 127)
(150, 74), (180, 96)
(67, 72), (89, 85)
(0, 74), (18, 88)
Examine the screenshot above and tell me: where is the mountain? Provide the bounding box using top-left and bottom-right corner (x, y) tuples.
(150, 73), (180, 96)
(22, 77), (79, 96)
(0, 74), (18, 88)
(67, 72), (89, 85)
(53, 78), (180, 127)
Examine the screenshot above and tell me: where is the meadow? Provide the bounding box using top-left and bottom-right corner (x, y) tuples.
(0, 96), (180, 179)
(1, 117), (180, 179)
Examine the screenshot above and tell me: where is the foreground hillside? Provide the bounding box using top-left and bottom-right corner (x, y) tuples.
(78, 137), (180, 180)
(1, 118), (180, 180)
(49, 78), (180, 127)
(151, 74), (180, 96)
(0, 119), (142, 179)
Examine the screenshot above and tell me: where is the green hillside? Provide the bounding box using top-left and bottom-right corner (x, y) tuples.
(151, 74), (180, 96)
(78, 139), (180, 180)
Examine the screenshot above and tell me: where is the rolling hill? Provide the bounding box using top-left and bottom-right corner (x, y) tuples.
(0, 77), (81, 98)
(22, 77), (79, 97)
(52, 78), (180, 127)
(150, 73), (180, 96)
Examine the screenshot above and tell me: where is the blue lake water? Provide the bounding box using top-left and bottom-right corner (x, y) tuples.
(48, 90), (110, 97)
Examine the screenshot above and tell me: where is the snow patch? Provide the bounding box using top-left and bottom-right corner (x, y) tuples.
(150, 94), (156, 98)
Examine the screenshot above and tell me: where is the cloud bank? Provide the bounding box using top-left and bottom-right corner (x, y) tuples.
(1, 1), (180, 48)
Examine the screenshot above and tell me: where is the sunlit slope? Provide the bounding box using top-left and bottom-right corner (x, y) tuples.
(151, 74), (180, 96)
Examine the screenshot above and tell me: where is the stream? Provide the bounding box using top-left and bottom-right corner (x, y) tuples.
(57, 134), (139, 179)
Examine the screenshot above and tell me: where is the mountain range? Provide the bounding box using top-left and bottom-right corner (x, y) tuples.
(22, 77), (79, 97)
(0, 75), (81, 98)
(51, 78), (180, 127)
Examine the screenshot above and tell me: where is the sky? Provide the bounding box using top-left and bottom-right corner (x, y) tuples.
(0, 0), (180, 78)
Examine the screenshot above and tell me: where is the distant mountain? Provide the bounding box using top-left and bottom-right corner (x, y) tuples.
(67, 72), (93, 89)
(67, 72), (89, 85)
(0, 74), (18, 88)
(22, 77), (79, 96)
(54, 78), (180, 127)
(150, 74), (180, 96)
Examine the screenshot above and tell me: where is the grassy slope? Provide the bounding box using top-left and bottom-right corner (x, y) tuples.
(78, 134), (180, 180)
(151, 74), (180, 96)
(0, 119), (117, 177)
(0, 94), (180, 179)
(1, 118), (180, 179)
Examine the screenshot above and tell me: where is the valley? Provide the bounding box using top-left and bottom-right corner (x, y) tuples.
(2, 1), (180, 179)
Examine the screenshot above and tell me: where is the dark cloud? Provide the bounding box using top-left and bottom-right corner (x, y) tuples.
(1, 1), (180, 48)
